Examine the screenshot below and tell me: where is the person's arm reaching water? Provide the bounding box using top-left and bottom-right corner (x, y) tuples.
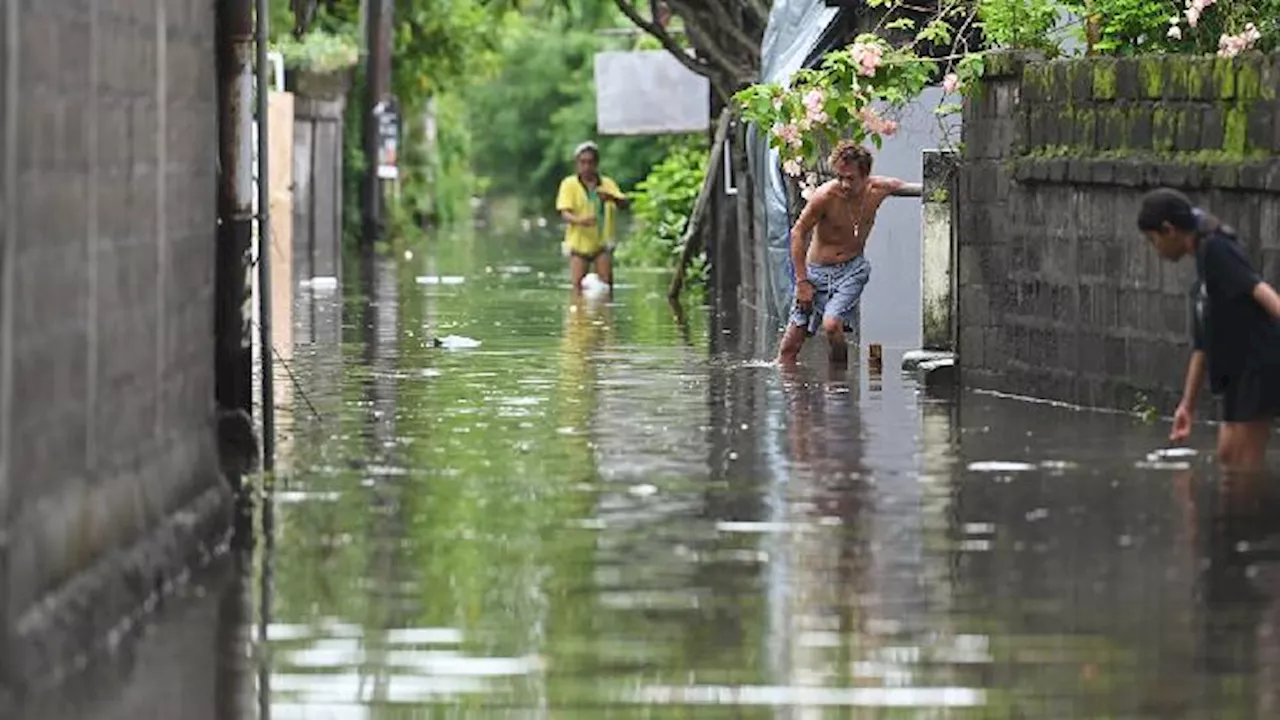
(1172, 350), (1206, 442)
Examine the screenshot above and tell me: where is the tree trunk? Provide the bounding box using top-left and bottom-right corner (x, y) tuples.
(613, 0), (766, 101)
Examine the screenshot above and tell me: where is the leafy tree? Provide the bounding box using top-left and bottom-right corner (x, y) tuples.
(464, 14), (672, 210)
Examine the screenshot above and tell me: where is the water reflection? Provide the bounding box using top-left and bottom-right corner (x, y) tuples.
(14, 230), (1280, 718)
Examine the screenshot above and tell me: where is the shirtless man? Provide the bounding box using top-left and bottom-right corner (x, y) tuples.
(777, 141), (921, 365)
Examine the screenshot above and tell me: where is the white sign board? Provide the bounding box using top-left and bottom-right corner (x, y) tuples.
(594, 50), (710, 135)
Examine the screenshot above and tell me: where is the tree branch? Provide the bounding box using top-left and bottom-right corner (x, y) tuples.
(612, 0), (711, 79)
(669, 109), (733, 301)
(674, 8), (755, 87)
(676, 0), (761, 64)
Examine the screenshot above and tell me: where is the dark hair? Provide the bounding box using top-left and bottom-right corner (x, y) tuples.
(1137, 188), (1197, 232)
(828, 140), (872, 175)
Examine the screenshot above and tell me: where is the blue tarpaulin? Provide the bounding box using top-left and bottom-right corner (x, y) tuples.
(749, 0), (849, 319)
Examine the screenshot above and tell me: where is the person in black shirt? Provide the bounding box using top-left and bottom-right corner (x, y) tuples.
(1137, 188), (1280, 472)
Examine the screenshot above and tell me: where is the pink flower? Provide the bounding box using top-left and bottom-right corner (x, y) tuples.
(1168, 24), (1182, 39)
(849, 42), (884, 78)
(859, 106), (896, 136)
(942, 73), (960, 94)
(803, 89), (826, 112)
(802, 88), (829, 125)
(783, 159), (803, 177)
(1185, 0), (1215, 27)
(772, 123), (803, 149)
(1218, 23), (1261, 57)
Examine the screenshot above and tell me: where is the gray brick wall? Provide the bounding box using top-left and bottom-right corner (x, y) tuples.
(0, 0), (227, 656)
(958, 52), (1280, 413)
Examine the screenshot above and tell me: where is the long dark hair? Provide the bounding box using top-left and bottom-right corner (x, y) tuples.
(1137, 188), (1226, 235)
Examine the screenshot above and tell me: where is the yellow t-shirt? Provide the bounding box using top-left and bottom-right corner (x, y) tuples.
(556, 175), (624, 256)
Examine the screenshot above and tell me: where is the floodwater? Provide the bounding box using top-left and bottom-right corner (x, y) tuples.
(16, 229), (1280, 719)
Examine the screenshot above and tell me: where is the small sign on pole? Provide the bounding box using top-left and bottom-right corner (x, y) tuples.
(374, 97), (400, 180)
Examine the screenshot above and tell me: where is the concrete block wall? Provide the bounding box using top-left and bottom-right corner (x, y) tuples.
(958, 52), (1280, 412)
(0, 0), (230, 686)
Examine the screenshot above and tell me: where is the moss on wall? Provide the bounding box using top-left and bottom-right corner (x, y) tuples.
(1092, 60), (1117, 101)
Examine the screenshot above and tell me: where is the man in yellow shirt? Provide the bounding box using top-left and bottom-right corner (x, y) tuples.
(556, 142), (627, 294)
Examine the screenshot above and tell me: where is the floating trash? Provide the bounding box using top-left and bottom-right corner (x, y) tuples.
(415, 275), (466, 285)
(432, 335), (481, 350)
(1137, 447), (1197, 469)
(715, 521), (801, 534)
(628, 484), (658, 498)
(1040, 460), (1078, 470)
(301, 276), (338, 292)
(966, 461), (1037, 473)
(1148, 447), (1198, 459)
(581, 272), (611, 295)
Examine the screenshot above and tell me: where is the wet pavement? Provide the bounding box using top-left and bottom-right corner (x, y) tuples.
(17, 229), (1280, 718)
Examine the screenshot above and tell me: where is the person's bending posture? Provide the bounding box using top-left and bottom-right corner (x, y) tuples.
(1138, 188), (1280, 473)
(556, 142), (627, 294)
(776, 141), (920, 365)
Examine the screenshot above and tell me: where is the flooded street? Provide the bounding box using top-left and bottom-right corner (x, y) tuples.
(21, 229), (1280, 719)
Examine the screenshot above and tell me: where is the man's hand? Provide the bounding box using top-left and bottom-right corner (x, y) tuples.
(1170, 401), (1194, 443)
(795, 279), (815, 311)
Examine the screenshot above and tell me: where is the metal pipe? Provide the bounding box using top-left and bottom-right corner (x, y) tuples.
(216, 0), (256, 500)
(1, 0), (21, 647)
(255, 0), (274, 473)
(361, 0), (389, 252)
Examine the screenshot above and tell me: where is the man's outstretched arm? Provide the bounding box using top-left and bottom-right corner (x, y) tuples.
(872, 176), (923, 197)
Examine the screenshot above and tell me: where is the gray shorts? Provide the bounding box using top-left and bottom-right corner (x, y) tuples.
(789, 255), (871, 335)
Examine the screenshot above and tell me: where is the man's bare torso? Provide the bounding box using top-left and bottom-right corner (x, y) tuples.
(808, 179), (889, 265)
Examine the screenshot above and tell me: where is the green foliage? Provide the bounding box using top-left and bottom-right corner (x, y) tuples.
(392, 0), (507, 107)
(464, 12), (669, 211)
(977, 0), (1067, 55)
(1053, 0), (1279, 56)
(273, 28), (361, 73)
(615, 137), (708, 284)
(735, 33), (955, 177)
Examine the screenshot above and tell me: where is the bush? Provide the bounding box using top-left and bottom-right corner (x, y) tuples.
(615, 138), (709, 283)
(273, 28), (360, 73)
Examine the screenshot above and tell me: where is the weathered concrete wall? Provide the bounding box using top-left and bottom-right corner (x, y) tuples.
(958, 52), (1280, 412)
(0, 0), (230, 688)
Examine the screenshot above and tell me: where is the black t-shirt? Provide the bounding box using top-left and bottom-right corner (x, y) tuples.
(1190, 229), (1280, 392)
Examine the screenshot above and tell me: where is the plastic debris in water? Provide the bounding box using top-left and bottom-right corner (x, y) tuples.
(301, 276), (339, 292)
(628, 484), (658, 498)
(1149, 447), (1198, 459)
(432, 335), (481, 350)
(581, 272), (611, 295)
(415, 275), (466, 285)
(966, 461), (1037, 472)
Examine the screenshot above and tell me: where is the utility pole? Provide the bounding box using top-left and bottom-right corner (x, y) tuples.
(255, 0), (274, 473)
(215, 0), (257, 521)
(361, 0), (393, 252)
